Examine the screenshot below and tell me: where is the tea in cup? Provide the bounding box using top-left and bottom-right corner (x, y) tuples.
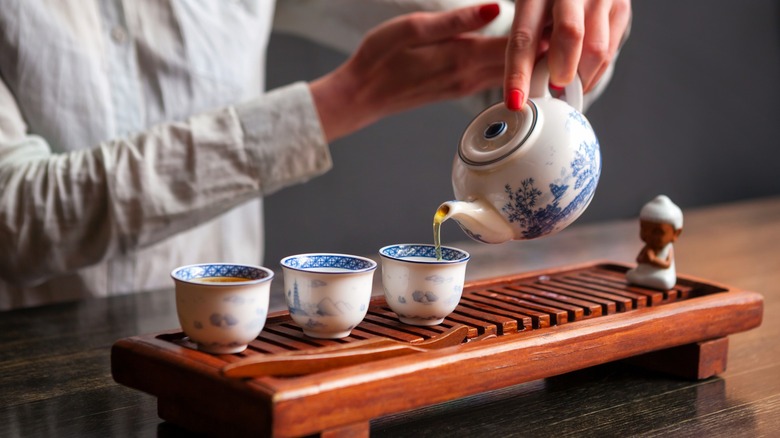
(379, 244), (470, 326)
(171, 263), (274, 354)
(280, 253), (377, 339)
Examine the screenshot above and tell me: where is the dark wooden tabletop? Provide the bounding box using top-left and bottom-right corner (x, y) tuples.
(2, 196), (778, 437)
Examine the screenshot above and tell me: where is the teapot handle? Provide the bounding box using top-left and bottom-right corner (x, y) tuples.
(528, 57), (584, 112)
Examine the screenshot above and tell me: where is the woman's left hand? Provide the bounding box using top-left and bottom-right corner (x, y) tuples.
(310, 3), (507, 142)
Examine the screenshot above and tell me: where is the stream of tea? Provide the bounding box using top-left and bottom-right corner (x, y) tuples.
(433, 206), (447, 260)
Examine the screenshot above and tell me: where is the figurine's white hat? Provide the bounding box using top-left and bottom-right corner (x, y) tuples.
(639, 195), (683, 229)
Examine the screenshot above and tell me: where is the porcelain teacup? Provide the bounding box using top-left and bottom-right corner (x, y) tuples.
(280, 253), (377, 339)
(171, 263), (274, 354)
(379, 244), (470, 326)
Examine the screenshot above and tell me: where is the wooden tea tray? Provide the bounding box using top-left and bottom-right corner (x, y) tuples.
(111, 261), (763, 437)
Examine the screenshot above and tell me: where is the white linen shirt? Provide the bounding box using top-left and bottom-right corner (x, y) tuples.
(0, 0), (516, 309)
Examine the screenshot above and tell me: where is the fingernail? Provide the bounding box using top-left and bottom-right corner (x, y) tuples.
(507, 88), (523, 111)
(478, 3), (500, 21)
(548, 82), (564, 98)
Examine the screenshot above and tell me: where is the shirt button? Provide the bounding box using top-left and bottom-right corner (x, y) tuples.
(111, 26), (127, 44)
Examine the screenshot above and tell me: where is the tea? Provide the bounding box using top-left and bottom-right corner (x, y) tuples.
(401, 256), (437, 262)
(193, 277), (247, 283)
(379, 243), (470, 326)
(433, 205), (449, 260)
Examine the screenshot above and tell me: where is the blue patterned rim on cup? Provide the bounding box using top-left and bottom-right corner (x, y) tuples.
(379, 244), (470, 264)
(280, 253), (378, 274)
(170, 263), (274, 285)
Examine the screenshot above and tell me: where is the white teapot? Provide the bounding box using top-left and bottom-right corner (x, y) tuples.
(437, 60), (601, 244)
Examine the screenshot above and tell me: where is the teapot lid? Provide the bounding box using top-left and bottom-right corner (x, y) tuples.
(458, 100), (538, 166)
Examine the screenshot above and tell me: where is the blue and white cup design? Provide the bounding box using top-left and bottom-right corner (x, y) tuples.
(280, 254), (377, 339)
(171, 263), (273, 354)
(379, 244), (470, 326)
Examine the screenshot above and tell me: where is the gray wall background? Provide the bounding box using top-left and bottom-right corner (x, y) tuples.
(263, 1), (780, 264)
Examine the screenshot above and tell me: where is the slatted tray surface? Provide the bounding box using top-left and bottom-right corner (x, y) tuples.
(111, 262), (763, 437)
(160, 262), (703, 355)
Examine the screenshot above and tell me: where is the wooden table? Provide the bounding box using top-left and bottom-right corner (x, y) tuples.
(1, 197), (778, 437)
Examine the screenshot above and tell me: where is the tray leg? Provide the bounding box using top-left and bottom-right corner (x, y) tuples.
(158, 397), (269, 436)
(625, 337), (729, 380)
(320, 421), (370, 438)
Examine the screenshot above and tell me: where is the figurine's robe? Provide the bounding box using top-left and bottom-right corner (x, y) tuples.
(626, 243), (676, 290)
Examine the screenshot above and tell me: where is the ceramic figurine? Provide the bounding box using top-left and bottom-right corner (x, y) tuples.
(437, 57), (601, 244)
(626, 195), (683, 290)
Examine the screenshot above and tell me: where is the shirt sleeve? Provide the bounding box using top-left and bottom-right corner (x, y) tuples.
(0, 80), (330, 287)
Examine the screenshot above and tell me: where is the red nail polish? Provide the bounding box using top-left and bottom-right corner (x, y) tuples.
(507, 88), (523, 110)
(548, 82), (564, 91)
(478, 3), (500, 21)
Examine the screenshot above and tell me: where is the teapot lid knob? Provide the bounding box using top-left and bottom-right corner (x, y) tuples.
(483, 121), (507, 139)
(458, 100), (538, 167)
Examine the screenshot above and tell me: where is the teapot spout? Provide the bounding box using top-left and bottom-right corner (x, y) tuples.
(437, 200), (514, 244)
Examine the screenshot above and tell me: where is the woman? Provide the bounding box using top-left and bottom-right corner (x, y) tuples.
(0, 0), (630, 309)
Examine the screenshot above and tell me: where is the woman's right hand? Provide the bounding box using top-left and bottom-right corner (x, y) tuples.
(503, 0), (631, 111)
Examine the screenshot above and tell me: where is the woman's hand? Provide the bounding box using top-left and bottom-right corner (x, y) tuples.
(310, 3), (506, 142)
(504, 0), (631, 110)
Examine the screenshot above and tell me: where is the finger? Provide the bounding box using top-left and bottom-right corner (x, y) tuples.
(583, 0), (632, 92)
(578, 0), (611, 91)
(608, 0), (632, 55)
(441, 37), (508, 93)
(363, 3), (502, 55)
(364, 36), (507, 114)
(443, 64), (506, 100)
(404, 3), (502, 46)
(538, 24), (553, 54)
(465, 64), (506, 94)
(447, 35), (509, 68)
(405, 36), (507, 93)
(547, 0), (585, 87)
(422, 63), (507, 103)
(504, 0), (548, 110)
